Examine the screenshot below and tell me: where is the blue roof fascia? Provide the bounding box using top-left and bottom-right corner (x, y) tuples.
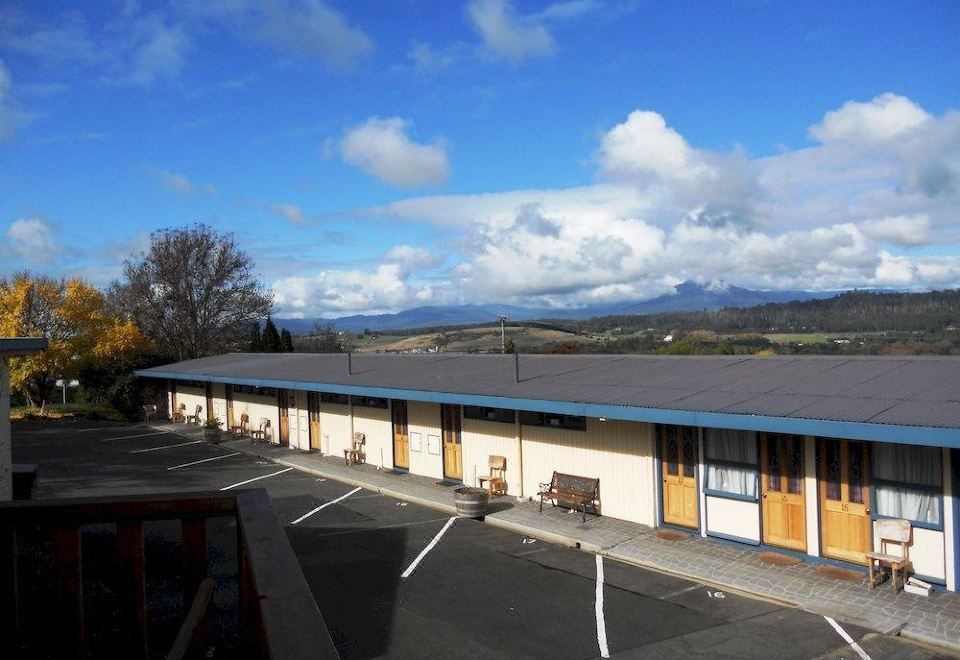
(136, 369), (960, 448)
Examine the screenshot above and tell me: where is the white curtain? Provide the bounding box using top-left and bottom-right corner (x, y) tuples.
(873, 443), (941, 524)
(704, 428), (758, 498)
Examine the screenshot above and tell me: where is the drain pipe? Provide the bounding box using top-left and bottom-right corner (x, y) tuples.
(514, 351), (520, 383)
(347, 351), (353, 375)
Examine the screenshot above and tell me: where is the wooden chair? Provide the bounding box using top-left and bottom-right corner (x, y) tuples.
(171, 403), (186, 423)
(866, 518), (912, 591)
(344, 432), (366, 466)
(249, 418), (271, 444)
(230, 413), (250, 436)
(185, 405), (203, 425)
(142, 404), (157, 421)
(477, 455), (507, 496)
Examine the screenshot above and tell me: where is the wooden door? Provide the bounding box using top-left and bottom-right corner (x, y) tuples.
(205, 382), (214, 422)
(761, 433), (806, 551)
(441, 404), (463, 481)
(659, 425), (699, 528)
(392, 400), (409, 469)
(278, 390), (289, 446)
(225, 384), (234, 430)
(819, 438), (871, 564)
(308, 392), (321, 450)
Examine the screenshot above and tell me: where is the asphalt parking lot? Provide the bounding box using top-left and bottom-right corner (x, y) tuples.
(11, 421), (957, 660)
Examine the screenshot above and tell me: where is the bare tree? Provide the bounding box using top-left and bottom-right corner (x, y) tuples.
(118, 224), (273, 360)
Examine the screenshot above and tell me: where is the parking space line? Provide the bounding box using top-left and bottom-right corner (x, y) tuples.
(312, 517), (452, 538)
(401, 516), (457, 579)
(596, 555), (610, 658)
(823, 616), (871, 660)
(167, 453), (241, 470)
(78, 425), (144, 433)
(291, 487), (363, 525)
(220, 467), (293, 491)
(130, 440), (202, 453)
(99, 431), (168, 442)
(661, 584), (701, 600)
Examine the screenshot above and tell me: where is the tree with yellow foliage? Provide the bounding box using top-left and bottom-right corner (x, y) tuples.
(0, 272), (148, 408)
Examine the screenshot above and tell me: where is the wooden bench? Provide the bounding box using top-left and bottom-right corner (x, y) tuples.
(866, 518), (912, 591)
(538, 471), (600, 522)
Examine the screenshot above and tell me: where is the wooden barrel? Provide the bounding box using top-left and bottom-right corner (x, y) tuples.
(454, 487), (490, 518)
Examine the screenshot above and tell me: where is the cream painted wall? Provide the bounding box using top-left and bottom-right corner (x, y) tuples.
(177, 387), (206, 422)
(461, 416), (520, 493)
(407, 401), (444, 480)
(520, 418), (655, 526)
(353, 404), (392, 470)
(0, 358), (11, 501)
(706, 496), (761, 543)
(320, 403), (352, 456)
(943, 449), (955, 591)
(803, 435), (821, 557)
(231, 392), (279, 443)
(210, 383), (227, 427)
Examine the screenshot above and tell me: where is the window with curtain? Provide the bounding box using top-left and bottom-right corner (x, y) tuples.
(704, 428), (758, 499)
(873, 443), (942, 526)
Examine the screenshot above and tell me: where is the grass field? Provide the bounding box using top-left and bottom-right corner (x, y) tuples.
(354, 325), (594, 353)
(762, 333), (842, 344)
(9, 402), (124, 422)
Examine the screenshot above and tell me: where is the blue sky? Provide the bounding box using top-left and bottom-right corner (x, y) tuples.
(1, 1), (958, 317)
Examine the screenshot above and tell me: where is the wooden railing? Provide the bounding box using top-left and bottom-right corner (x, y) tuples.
(0, 489), (339, 659)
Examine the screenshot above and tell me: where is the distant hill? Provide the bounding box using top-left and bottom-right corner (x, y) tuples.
(274, 280), (839, 334)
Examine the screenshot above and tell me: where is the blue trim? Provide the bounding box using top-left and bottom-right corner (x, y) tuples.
(703, 487), (758, 503)
(136, 369), (960, 447)
(912, 572), (947, 587)
(706, 529), (761, 546)
(954, 449), (960, 593)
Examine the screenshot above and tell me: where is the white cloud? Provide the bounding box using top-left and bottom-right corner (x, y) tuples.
(860, 214), (931, 246)
(467, 0), (554, 63)
(598, 110), (709, 183)
(181, 0), (373, 70)
(147, 167), (217, 196)
(5, 218), (59, 262)
(124, 16), (189, 85)
(269, 203), (308, 226)
(0, 59), (33, 139)
(809, 93), (931, 144)
(340, 117), (450, 187)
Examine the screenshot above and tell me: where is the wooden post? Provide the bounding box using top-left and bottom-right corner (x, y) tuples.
(118, 522), (148, 658)
(53, 526), (84, 659)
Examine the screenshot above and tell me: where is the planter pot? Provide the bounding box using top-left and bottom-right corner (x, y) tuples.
(204, 428), (223, 444)
(454, 487), (490, 519)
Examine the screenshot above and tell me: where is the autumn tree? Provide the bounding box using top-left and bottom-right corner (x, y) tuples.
(0, 272), (147, 408)
(115, 224), (273, 360)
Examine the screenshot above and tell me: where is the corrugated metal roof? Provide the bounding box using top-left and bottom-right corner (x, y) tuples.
(138, 353), (960, 431)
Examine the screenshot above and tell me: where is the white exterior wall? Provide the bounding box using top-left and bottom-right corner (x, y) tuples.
(520, 418), (656, 526)
(705, 496), (761, 543)
(320, 403), (352, 456)
(0, 358), (11, 501)
(209, 383), (227, 427)
(462, 416), (520, 494)
(177, 386), (206, 421)
(407, 401), (444, 479)
(231, 392), (279, 443)
(944, 449), (956, 591)
(353, 404), (392, 470)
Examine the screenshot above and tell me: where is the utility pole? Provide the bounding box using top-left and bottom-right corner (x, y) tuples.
(498, 314), (508, 353)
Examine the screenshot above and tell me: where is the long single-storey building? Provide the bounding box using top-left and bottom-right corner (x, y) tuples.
(1, 337), (48, 501)
(137, 352), (960, 590)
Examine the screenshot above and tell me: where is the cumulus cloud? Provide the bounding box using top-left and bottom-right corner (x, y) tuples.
(467, 0), (554, 63)
(147, 167), (217, 196)
(860, 214), (931, 246)
(4, 218), (60, 262)
(809, 93), (932, 144)
(340, 117), (450, 187)
(124, 16), (190, 85)
(269, 203), (308, 226)
(181, 0), (373, 70)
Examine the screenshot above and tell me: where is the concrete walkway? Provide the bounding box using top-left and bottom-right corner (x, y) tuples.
(153, 422), (960, 653)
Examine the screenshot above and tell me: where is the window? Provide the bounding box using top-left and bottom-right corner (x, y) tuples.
(233, 384), (276, 397)
(704, 428), (758, 499)
(873, 443), (942, 527)
(352, 395), (388, 409)
(463, 406), (515, 424)
(518, 411), (586, 431)
(320, 392), (349, 406)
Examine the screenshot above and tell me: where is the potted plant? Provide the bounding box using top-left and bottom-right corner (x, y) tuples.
(202, 417), (223, 443)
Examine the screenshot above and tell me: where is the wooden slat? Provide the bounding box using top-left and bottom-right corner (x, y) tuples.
(0, 492), (237, 526)
(53, 526), (84, 659)
(165, 577), (214, 660)
(118, 522), (148, 659)
(181, 518), (208, 602)
(0, 525), (21, 640)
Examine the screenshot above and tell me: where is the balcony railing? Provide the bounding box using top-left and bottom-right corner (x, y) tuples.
(0, 489), (339, 659)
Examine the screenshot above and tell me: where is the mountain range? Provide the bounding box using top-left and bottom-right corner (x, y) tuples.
(274, 281), (842, 334)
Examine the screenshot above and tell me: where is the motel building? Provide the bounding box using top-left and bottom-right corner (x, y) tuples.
(137, 352), (960, 591)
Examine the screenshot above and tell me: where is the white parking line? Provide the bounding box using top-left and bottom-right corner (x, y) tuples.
(220, 467), (293, 491)
(401, 516), (456, 579)
(99, 431), (168, 442)
(824, 616), (871, 660)
(130, 440), (202, 453)
(167, 453), (241, 470)
(596, 555), (611, 658)
(78, 425), (144, 433)
(291, 487), (363, 524)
